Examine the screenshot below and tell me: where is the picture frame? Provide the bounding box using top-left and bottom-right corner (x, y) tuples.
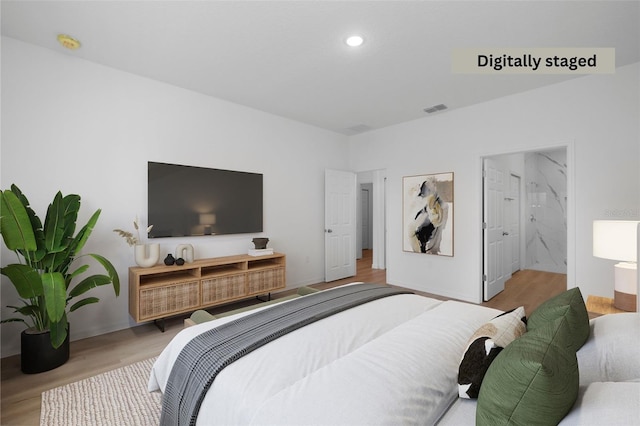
(402, 172), (454, 256)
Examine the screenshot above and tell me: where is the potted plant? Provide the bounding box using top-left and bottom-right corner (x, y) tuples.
(0, 184), (120, 373)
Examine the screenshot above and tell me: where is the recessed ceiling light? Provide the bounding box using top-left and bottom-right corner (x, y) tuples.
(57, 34), (81, 50)
(345, 35), (364, 47)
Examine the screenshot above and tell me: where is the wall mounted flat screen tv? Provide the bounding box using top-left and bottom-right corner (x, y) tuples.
(148, 162), (263, 238)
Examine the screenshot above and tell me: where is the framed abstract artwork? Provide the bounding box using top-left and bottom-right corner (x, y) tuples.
(403, 172), (454, 256)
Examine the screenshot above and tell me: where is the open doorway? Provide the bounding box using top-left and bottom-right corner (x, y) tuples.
(482, 147), (569, 301)
(357, 170), (386, 270)
(360, 183), (373, 252)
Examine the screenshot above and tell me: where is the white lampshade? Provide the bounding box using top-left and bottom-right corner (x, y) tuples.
(593, 220), (639, 262)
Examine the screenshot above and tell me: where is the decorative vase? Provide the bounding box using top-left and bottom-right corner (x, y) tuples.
(21, 327), (70, 374)
(164, 254), (176, 266)
(175, 244), (194, 263)
(134, 243), (160, 268)
(252, 238), (269, 250)
(175, 257), (185, 266)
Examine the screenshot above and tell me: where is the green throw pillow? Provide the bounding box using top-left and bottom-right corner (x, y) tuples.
(476, 317), (579, 426)
(527, 287), (590, 351)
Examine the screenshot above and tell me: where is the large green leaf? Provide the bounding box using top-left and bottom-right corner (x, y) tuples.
(44, 249), (75, 274)
(43, 192), (66, 253)
(0, 317), (27, 326)
(41, 272), (66, 323)
(68, 274), (112, 298)
(15, 186), (47, 265)
(69, 297), (99, 312)
(89, 253), (120, 296)
(69, 209), (101, 258)
(67, 264), (90, 281)
(0, 190), (37, 252)
(42, 195), (81, 273)
(5, 303), (41, 328)
(1, 264), (43, 298)
(52, 209), (101, 277)
(49, 314), (68, 349)
(61, 194), (80, 241)
(8, 303), (41, 317)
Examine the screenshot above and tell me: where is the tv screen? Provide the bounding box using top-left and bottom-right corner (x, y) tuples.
(148, 162), (263, 238)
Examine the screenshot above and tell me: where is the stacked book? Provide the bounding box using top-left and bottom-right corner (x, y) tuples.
(248, 248), (274, 256)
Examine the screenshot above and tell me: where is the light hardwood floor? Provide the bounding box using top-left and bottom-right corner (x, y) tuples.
(1, 251), (565, 426)
(481, 268), (567, 314)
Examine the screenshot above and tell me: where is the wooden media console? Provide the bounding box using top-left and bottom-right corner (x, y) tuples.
(128, 252), (286, 330)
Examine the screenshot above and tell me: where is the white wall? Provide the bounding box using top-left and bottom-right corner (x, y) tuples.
(348, 62), (640, 304)
(2, 36), (639, 357)
(0, 37), (348, 356)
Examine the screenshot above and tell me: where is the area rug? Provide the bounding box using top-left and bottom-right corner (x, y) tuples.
(40, 357), (161, 426)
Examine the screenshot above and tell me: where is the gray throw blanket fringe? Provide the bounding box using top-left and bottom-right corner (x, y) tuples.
(160, 283), (411, 426)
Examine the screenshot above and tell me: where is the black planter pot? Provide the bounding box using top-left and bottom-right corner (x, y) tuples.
(21, 327), (70, 374)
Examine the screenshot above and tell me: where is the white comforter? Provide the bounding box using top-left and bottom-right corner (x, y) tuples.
(149, 291), (500, 425)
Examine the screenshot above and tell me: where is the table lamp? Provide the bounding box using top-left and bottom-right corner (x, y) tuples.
(593, 220), (639, 311)
(199, 213), (217, 235)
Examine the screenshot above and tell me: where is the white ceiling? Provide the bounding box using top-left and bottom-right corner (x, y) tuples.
(2, 1), (639, 135)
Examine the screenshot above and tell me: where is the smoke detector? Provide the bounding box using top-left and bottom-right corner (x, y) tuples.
(57, 34), (81, 50)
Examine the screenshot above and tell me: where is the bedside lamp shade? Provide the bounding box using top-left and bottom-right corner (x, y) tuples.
(593, 220), (639, 311)
(593, 220), (638, 261)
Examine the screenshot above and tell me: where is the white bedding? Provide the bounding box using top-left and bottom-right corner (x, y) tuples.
(149, 290), (501, 425)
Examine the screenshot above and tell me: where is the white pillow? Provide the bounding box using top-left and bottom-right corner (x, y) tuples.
(577, 313), (640, 385)
(559, 382), (640, 425)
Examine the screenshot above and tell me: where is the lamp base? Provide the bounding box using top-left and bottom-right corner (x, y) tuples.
(614, 290), (637, 312)
(613, 262), (637, 312)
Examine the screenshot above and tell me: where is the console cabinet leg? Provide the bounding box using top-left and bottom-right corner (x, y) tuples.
(154, 318), (165, 332)
(256, 293), (272, 302)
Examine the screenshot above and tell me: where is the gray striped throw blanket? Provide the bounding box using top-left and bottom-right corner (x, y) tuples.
(160, 283), (411, 426)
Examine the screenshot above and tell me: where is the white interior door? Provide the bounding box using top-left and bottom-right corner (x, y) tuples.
(483, 158), (507, 300)
(325, 169), (357, 282)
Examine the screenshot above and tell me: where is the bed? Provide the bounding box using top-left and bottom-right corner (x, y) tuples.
(148, 283), (640, 425)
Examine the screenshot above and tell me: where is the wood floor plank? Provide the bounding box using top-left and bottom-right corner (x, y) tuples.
(1, 252), (565, 426)
(481, 269), (567, 315)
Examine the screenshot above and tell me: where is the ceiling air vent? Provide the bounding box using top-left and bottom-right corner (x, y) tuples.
(423, 104), (448, 114)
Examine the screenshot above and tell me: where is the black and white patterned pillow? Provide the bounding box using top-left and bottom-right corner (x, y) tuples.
(457, 306), (527, 399)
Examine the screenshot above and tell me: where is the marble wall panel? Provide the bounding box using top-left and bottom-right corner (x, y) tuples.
(525, 149), (567, 273)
